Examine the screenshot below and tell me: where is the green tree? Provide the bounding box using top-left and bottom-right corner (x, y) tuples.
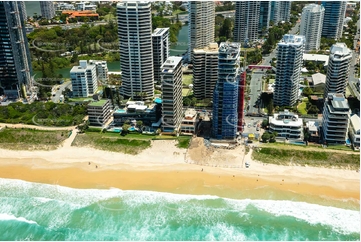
(183, 97), (191, 106)
(261, 119), (269, 128)
(302, 87), (313, 97)
(220, 18), (232, 39)
(261, 132), (270, 143)
(136, 120), (143, 128)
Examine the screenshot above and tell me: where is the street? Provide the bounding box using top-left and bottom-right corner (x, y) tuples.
(247, 20), (301, 116)
(247, 71), (265, 115)
(51, 81), (71, 103)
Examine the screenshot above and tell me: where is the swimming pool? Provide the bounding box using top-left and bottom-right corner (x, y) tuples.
(128, 127), (137, 131)
(113, 128), (122, 133)
(290, 141), (305, 145)
(154, 98), (162, 104)
(115, 109), (126, 113)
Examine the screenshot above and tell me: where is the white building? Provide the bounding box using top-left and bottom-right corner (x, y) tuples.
(89, 60), (108, 82)
(70, 60), (97, 97)
(303, 53), (329, 67)
(324, 43), (352, 98)
(322, 93), (350, 144)
(188, 1), (215, 62)
(306, 120), (320, 142)
(152, 28), (169, 84)
(269, 110), (303, 140)
(300, 4), (325, 52)
(311, 73), (326, 88)
(349, 114), (360, 148)
(40, 1), (56, 19)
(55, 2), (75, 11)
(234, 1), (260, 43)
(117, 1), (154, 100)
(274, 34), (305, 107)
(161, 57), (183, 133)
(193, 43), (218, 100)
(180, 108), (197, 135)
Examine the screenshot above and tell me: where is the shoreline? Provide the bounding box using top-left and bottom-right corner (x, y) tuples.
(0, 141), (359, 210)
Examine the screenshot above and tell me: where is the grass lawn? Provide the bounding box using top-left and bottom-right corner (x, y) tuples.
(74, 130), (192, 153)
(72, 132), (151, 155)
(0, 128), (69, 150)
(183, 88), (191, 96)
(104, 13), (115, 21)
(297, 101), (308, 115)
(69, 97), (93, 102)
(183, 75), (193, 86)
(269, 79), (275, 84)
(253, 143), (359, 169)
(177, 136), (192, 148)
(172, 9), (187, 15)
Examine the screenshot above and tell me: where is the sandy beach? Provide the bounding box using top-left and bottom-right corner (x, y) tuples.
(0, 137), (359, 209)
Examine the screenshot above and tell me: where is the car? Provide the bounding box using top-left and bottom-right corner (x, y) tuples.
(256, 127), (260, 131)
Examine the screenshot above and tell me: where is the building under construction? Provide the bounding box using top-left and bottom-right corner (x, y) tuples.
(212, 42), (241, 140)
(0, 1), (33, 99)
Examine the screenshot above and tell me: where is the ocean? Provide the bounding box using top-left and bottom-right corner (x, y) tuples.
(0, 178), (359, 240)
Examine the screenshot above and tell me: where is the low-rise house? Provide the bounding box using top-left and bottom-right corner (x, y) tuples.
(180, 108), (197, 135)
(269, 110), (303, 140)
(113, 101), (161, 127)
(306, 121), (320, 142)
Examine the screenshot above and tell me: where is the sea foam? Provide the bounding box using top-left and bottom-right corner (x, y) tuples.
(0, 213), (38, 225)
(0, 178), (359, 236)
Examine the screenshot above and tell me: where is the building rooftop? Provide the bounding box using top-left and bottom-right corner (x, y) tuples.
(350, 114), (360, 132)
(270, 110), (303, 127)
(306, 121), (319, 132)
(193, 43), (219, 53)
(327, 93), (350, 111)
(161, 56), (182, 73)
(311, 73), (326, 86)
(62, 10), (99, 18)
(279, 34), (305, 46)
(182, 108), (197, 121)
(88, 99), (109, 107)
(303, 54), (329, 66)
(70, 60), (95, 73)
(330, 43), (352, 57)
(152, 28), (169, 36)
(219, 42), (241, 53)
(303, 3), (324, 12)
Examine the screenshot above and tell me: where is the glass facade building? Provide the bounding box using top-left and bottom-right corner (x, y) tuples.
(0, 1), (32, 99)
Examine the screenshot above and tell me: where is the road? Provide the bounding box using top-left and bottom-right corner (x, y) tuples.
(247, 21), (301, 116)
(51, 81), (71, 103)
(261, 21), (301, 66)
(247, 71), (265, 115)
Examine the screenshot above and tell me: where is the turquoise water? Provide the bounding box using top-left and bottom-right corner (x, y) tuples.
(0, 178), (359, 240)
